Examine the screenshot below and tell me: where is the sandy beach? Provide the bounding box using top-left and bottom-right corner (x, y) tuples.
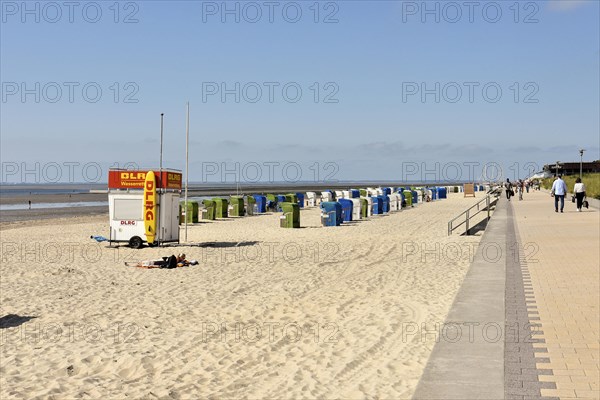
(0, 193), (108, 206)
(1, 192), (488, 399)
(0, 206), (109, 225)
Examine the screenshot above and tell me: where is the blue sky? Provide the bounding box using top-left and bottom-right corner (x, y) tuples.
(1, 0), (599, 183)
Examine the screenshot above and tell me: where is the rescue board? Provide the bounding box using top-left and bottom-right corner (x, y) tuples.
(144, 171), (157, 244)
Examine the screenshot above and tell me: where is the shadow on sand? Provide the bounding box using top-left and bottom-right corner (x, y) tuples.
(0, 314), (37, 329)
(462, 217), (491, 236)
(196, 241), (259, 248)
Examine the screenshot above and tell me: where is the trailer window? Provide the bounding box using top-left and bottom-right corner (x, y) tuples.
(113, 198), (142, 220)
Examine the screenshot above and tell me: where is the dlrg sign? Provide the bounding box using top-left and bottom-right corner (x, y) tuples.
(121, 172), (146, 180)
(144, 178), (156, 222)
(107, 169), (183, 189)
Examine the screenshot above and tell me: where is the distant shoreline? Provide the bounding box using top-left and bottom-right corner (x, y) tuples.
(0, 182), (481, 224)
(1, 181), (477, 199)
(0, 182), (477, 206)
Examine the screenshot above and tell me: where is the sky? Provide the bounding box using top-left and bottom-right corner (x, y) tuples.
(1, 0), (599, 183)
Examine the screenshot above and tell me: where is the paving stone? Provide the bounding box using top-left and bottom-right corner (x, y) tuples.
(415, 192), (599, 399)
(511, 191), (600, 399)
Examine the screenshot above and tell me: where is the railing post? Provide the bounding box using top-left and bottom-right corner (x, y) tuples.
(466, 209), (470, 235)
(487, 196), (490, 220)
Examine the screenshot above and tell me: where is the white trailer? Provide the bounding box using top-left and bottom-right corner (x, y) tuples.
(108, 169), (182, 248)
(109, 191), (180, 248)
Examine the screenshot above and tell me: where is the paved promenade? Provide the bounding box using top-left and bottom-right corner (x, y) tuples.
(511, 190), (599, 399)
(414, 189), (599, 400)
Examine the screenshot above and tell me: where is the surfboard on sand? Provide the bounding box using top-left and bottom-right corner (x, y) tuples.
(144, 171), (157, 244)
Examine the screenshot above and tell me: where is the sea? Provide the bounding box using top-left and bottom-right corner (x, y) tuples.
(0, 181), (469, 211)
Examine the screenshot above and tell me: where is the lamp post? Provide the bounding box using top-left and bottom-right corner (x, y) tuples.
(579, 149), (585, 179)
(554, 161), (561, 177)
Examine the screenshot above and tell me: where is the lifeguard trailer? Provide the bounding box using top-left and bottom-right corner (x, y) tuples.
(108, 168), (182, 248)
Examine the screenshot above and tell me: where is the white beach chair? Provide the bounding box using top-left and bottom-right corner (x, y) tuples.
(350, 198), (361, 220)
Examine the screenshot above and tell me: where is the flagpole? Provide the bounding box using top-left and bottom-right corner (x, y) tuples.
(160, 113), (164, 171)
(158, 113), (164, 245)
(185, 103), (189, 242)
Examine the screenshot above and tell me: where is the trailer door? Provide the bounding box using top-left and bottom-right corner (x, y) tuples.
(158, 193), (180, 242)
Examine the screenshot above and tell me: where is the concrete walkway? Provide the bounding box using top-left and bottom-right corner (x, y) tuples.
(414, 190), (599, 400)
(511, 190), (600, 399)
(414, 193), (510, 399)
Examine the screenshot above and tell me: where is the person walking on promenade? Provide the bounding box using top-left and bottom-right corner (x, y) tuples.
(551, 175), (568, 213)
(573, 177), (587, 212)
(505, 178), (513, 201)
(518, 180), (524, 201)
(525, 181), (530, 193)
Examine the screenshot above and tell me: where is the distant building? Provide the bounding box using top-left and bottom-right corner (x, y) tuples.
(543, 160), (600, 176)
(529, 170), (552, 180)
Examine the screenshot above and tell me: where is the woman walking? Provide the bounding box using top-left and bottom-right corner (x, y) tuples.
(573, 177), (586, 212)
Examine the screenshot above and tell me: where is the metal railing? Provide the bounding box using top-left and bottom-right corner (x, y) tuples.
(448, 187), (501, 235)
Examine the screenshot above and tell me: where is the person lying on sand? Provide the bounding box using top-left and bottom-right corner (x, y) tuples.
(124, 258), (166, 268)
(125, 254), (197, 269)
(174, 254), (201, 267)
(174, 253), (197, 267)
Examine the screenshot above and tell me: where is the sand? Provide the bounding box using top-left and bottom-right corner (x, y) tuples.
(0, 206), (109, 225)
(0, 192), (488, 399)
(0, 193), (108, 206)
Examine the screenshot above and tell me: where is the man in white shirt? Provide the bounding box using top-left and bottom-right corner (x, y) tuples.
(551, 175), (568, 213)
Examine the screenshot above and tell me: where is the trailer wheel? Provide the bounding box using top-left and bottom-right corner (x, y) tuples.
(129, 236), (143, 249)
